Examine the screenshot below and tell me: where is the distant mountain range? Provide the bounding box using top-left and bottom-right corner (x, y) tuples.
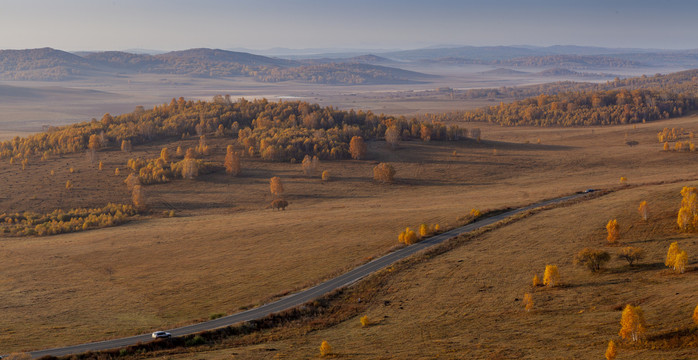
(0, 47), (431, 84)
(2, 45), (698, 84)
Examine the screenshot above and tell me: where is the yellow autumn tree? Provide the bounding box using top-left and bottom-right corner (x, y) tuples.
(349, 136), (367, 160)
(665, 242), (680, 268)
(419, 223), (429, 237)
(65, 180), (73, 190)
(606, 219), (620, 243)
(523, 293), (533, 312)
(543, 265), (559, 287)
(360, 315), (370, 327)
(638, 200), (648, 221)
(605, 340), (617, 360)
(532, 274), (540, 287)
(181, 148), (198, 179)
(470, 208), (481, 217)
(619, 304), (646, 342)
(270, 176), (284, 197)
(693, 304), (698, 325)
(663, 141), (670, 151)
(121, 139), (132, 152)
(398, 227), (417, 245)
(321, 170), (330, 181)
(98, 161), (104, 171)
(319, 340), (332, 357)
(620, 176), (627, 184)
(224, 145), (241, 176)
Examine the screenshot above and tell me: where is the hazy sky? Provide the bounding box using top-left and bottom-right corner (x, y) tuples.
(1, 0), (697, 51)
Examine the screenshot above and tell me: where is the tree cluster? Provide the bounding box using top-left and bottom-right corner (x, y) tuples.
(0, 204), (137, 236)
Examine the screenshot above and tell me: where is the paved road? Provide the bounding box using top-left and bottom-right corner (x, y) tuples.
(26, 192), (586, 358)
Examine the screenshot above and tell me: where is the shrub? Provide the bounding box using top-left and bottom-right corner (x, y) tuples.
(575, 248), (611, 272)
(65, 180), (73, 190)
(606, 219), (619, 243)
(185, 335), (206, 347)
(271, 199), (289, 210)
(693, 305), (698, 325)
(543, 265), (559, 287)
(620, 176), (627, 184)
(619, 304), (646, 341)
(618, 247), (645, 266)
(373, 162), (395, 183)
(532, 274), (540, 287)
(360, 315), (370, 327)
(319, 340), (332, 357)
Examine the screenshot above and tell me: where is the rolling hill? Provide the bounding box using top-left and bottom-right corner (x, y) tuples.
(0, 47), (430, 84)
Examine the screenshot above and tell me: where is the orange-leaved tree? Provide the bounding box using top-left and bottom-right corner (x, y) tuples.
(606, 219), (620, 243)
(321, 170), (330, 181)
(674, 250), (688, 274)
(270, 176), (284, 197)
(160, 147), (170, 163)
(605, 340), (617, 360)
(619, 304), (646, 342)
(373, 163), (395, 183)
(398, 227), (417, 245)
(693, 304), (698, 325)
(349, 136), (367, 160)
(638, 200), (648, 221)
(532, 274), (540, 287)
(665, 241), (681, 269)
(360, 315), (370, 327)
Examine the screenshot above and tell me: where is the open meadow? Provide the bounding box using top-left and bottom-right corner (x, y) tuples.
(2, 106), (698, 354)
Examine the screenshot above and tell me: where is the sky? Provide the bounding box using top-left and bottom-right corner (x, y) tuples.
(1, 0), (697, 52)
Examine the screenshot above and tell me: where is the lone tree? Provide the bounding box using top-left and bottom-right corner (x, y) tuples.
(543, 265), (560, 287)
(693, 305), (698, 325)
(606, 219), (620, 244)
(575, 248), (611, 272)
(224, 145), (241, 176)
(619, 304), (646, 342)
(270, 176), (284, 197)
(360, 315), (371, 327)
(638, 200), (648, 221)
(321, 170), (331, 182)
(618, 247), (645, 266)
(349, 136), (367, 160)
(373, 162), (395, 183)
(665, 241), (681, 268)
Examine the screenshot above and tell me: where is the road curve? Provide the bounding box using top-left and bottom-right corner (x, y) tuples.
(27, 192), (587, 358)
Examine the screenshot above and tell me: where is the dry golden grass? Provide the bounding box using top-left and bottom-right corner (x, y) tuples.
(3, 114), (698, 353)
(155, 181), (698, 360)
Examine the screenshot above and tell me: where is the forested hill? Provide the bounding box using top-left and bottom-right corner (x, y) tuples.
(427, 70), (698, 127)
(0, 47), (431, 84)
(0, 96), (466, 163)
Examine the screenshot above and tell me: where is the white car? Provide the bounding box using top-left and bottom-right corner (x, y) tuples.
(151, 331), (171, 339)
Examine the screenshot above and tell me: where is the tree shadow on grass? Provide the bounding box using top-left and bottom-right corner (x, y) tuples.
(607, 262), (666, 274)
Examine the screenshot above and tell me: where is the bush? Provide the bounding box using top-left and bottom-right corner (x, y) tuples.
(185, 335), (206, 347)
(373, 162), (395, 183)
(575, 248), (611, 272)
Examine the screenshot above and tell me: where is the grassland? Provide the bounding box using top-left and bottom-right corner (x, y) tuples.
(2, 107), (698, 355)
(156, 180), (697, 360)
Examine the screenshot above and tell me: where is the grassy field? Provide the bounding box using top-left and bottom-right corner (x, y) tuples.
(154, 180), (698, 359)
(2, 112), (698, 354)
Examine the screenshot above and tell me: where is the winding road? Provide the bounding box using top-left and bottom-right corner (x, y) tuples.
(26, 192), (587, 358)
